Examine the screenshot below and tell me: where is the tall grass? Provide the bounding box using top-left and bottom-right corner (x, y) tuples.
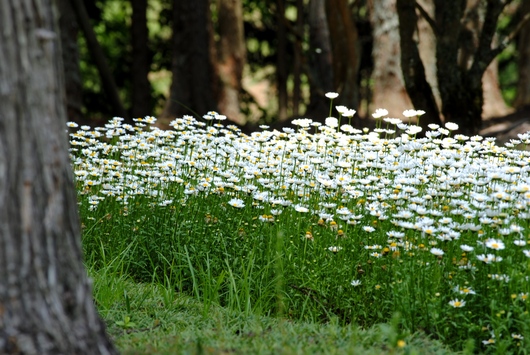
(70, 106), (530, 352)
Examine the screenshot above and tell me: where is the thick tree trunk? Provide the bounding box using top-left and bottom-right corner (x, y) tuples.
(396, 0), (441, 127)
(515, 0), (530, 109)
(217, 0), (246, 124)
(0, 0), (117, 354)
(435, 0), (505, 135)
(434, 0), (481, 134)
(163, 0), (218, 118)
(58, 0), (83, 123)
(368, 0), (413, 117)
(326, 0), (361, 111)
(131, 0), (152, 117)
(434, 0), (478, 134)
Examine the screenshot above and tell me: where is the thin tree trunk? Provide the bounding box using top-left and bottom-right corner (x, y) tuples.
(0, 0), (117, 353)
(131, 0), (152, 117)
(306, 0), (334, 120)
(515, 0), (530, 109)
(70, 0), (128, 119)
(292, 0), (304, 117)
(416, 0), (441, 110)
(217, 0), (246, 125)
(326, 0), (361, 111)
(276, 0), (288, 121)
(58, 0), (83, 123)
(396, 0), (441, 128)
(163, 0), (218, 118)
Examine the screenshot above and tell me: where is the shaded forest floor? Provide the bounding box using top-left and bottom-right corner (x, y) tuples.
(480, 104), (530, 145)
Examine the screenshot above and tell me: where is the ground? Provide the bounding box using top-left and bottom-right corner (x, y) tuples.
(481, 104), (530, 145)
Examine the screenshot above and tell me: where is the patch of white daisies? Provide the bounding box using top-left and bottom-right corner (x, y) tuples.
(68, 104), (530, 344)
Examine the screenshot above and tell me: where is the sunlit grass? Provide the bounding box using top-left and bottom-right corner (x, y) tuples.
(70, 103), (530, 352)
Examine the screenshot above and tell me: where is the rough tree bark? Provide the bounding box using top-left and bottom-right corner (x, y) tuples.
(163, 0), (218, 118)
(217, 0), (246, 124)
(0, 0), (117, 354)
(368, 0), (413, 117)
(131, 0), (152, 117)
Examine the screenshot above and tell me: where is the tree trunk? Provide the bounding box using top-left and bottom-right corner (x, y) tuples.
(70, 0), (128, 120)
(306, 0), (334, 120)
(217, 0), (246, 125)
(58, 0), (83, 123)
(131, 0), (152, 117)
(434, 0), (481, 134)
(395, 0), (518, 134)
(326, 0), (361, 111)
(482, 59), (511, 118)
(396, 0), (441, 127)
(368, 0), (413, 117)
(416, 0), (441, 110)
(435, 0), (505, 135)
(276, 0), (289, 121)
(460, 0), (510, 119)
(163, 0), (218, 119)
(292, 0), (304, 117)
(515, 0), (530, 109)
(0, 0), (117, 354)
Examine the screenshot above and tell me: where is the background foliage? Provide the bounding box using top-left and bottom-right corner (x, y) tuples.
(73, 0), (528, 130)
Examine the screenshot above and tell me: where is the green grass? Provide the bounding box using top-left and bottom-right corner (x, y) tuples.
(91, 268), (459, 354)
(70, 107), (530, 353)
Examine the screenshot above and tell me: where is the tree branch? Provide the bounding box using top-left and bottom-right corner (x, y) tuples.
(70, 0), (128, 119)
(414, 1), (438, 35)
(469, 0), (506, 79)
(471, 2), (530, 80)
(502, 11), (530, 46)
